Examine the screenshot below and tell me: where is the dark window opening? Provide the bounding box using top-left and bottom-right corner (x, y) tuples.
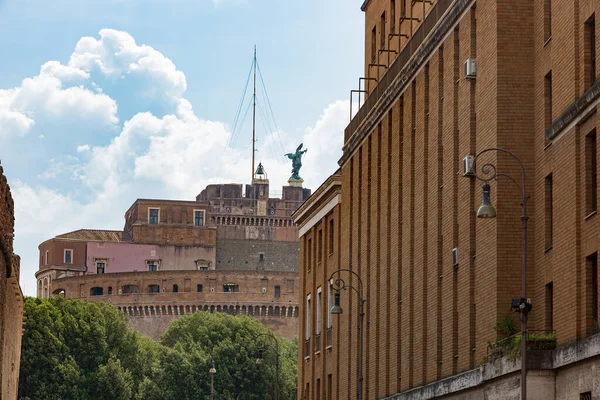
(258, 252), (265, 262)
(121, 285), (139, 294)
(585, 14), (596, 88)
(108, 286), (112, 295)
(327, 374), (333, 400)
(586, 129), (597, 214)
(148, 264), (158, 272)
(380, 12), (386, 48)
(545, 282), (553, 331)
(64, 250), (72, 264)
(148, 284), (160, 294)
(275, 285), (281, 298)
(544, 0), (552, 41)
(544, 174), (553, 250)
(173, 284), (179, 293)
(96, 262), (105, 274)
(197, 284), (203, 292)
(329, 219), (334, 255)
(390, 0), (396, 33)
(586, 252), (598, 336)
(223, 283), (239, 293)
(371, 26), (377, 62)
(400, 0), (406, 17)
(581, 392), (592, 400)
(307, 238), (312, 272)
(318, 229), (323, 263)
(90, 287), (103, 296)
(544, 71), (552, 132)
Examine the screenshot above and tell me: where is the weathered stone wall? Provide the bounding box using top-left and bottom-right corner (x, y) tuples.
(216, 239), (299, 272)
(0, 165), (23, 400)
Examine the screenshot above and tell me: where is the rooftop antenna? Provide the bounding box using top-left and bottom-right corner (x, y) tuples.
(251, 45), (257, 182)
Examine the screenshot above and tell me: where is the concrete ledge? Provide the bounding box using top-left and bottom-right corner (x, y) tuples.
(383, 335), (600, 399)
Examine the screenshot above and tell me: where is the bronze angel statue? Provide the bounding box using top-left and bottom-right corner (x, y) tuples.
(285, 143), (308, 180)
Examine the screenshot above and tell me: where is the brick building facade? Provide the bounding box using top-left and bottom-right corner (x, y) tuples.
(0, 165), (24, 400)
(37, 170), (309, 340)
(296, 0), (600, 399)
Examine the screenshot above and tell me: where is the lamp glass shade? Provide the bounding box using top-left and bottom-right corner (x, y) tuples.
(209, 367), (216, 374)
(477, 183), (497, 219)
(256, 350), (265, 365)
(331, 290), (343, 314)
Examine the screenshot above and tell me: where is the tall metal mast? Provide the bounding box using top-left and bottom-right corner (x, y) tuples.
(251, 45), (257, 181)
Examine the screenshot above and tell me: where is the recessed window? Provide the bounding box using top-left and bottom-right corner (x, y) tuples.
(148, 263), (157, 272)
(545, 282), (553, 331)
(223, 283), (239, 293)
(64, 249), (73, 264)
(581, 391), (592, 400)
(194, 209), (205, 226)
(96, 262), (105, 274)
(371, 26), (377, 62)
(585, 14), (596, 89)
(380, 11), (386, 48)
(329, 219), (334, 255)
(108, 286), (113, 295)
(328, 280), (333, 328)
(45, 250), (49, 265)
(307, 238), (312, 272)
(306, 294), (311, 340)
(316, 288), (322, 335)
(390, 0), (396, 33)
(173, 284), (179, 293)
(197, 284), (203, 293)
(259, 252), (265, 262)
(274, 285), (281, 298)
(586, 129), (597, 214)
(148, 208), (159, 224)
(544, 174), (553, 250)
(587, 252), (598, 336)
(318, 229), (323, 263)
(544, 0), (552, 41)
(90, 287), (103, 296)
(148, 284), (160, 294)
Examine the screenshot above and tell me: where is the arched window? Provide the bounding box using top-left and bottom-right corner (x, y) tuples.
(173, 284), (179, 293)
(148, 284), (160, 294)
(121, 285), (140, 294)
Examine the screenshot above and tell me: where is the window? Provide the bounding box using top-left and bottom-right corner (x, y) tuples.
(586, 129), (597, 214)
(327, 374), (333, 400)
(223, 283), (239, 293)
(173, 284), (179, 293)
(307, 238), (312, 272)
(274, 285), (281, 298)
(148, 284), (160, 294)
(586, 252), (598, 336)
(318, 229), (323, 263)
(585, 14), (596, 89)
(544, 71), (552, 133)
(380, 12), (386, 48)
(259, 252), (265, 262)
(371, 26), (377, 62)
(329, 219), (334, 255)
(96, 262), (105, 274)
(544, 0), (552, 41)
(148, 263), (157, 272)
(108, 286), (113, 295)
(316, 288), (322, 335)
(390, 0), (396, 33)
(328, 281), (333, 328)
(306, 294), (311, 339)
(64, 249), (72, 264)
(121, 284), (139, 294)
(197, 284), (203, 293)
(545, 282), (553, 331)
(148, 208), (159, 224)
(316, 378), (321, 400)
(194, 209), (205, 226)
(544, 174), (553, 250)
(400, 0), (406, 17)
(90, 287), (103, 296)
(581, 392), (592, 400)
(45, 250), (49, 265)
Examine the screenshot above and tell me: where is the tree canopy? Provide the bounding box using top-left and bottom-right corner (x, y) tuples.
(19, 297), (297, 400)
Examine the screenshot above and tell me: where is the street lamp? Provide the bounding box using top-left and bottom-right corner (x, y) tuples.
(329, 269), (365, 400)
(470, 147), (531, 400)
(209, 359), (216, 400)
(254, 332), (280, 400)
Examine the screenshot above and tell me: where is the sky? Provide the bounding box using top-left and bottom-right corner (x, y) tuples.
(0, 0), (364, 296)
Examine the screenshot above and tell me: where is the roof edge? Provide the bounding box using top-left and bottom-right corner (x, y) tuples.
(360, 0), (371, 11)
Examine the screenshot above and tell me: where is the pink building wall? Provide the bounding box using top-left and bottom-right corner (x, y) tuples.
(86, 242), (156, 274)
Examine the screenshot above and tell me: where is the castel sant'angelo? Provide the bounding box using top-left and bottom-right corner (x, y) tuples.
(35, 159), (310, 340)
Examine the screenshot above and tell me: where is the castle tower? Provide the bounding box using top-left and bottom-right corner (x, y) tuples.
(252, 162), (269, 216)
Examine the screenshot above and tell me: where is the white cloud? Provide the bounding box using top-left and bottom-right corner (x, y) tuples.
(7, 28), (347, 298)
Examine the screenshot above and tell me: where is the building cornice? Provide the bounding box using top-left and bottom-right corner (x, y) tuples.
(292, 172), (341, 225)
(339, 0), (474, 166)
(360, 0), (371, 11)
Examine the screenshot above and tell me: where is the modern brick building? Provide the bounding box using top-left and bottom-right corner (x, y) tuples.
(295, 0), (600, 399)
(36, 167), (310, 340)
(0, 165), (24, 400)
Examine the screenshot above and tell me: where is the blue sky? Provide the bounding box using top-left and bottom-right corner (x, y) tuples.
(0, 0), (364, 295)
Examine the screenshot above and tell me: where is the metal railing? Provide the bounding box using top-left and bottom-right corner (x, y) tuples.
(344, 0), (452, 143)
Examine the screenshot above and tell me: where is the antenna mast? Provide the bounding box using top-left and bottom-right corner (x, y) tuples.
(251, 45), (257, 181)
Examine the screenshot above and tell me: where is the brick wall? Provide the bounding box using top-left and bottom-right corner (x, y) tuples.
(216, 239), (299, 272)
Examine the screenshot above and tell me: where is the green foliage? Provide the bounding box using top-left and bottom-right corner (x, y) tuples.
(19, 297), (298, 400)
